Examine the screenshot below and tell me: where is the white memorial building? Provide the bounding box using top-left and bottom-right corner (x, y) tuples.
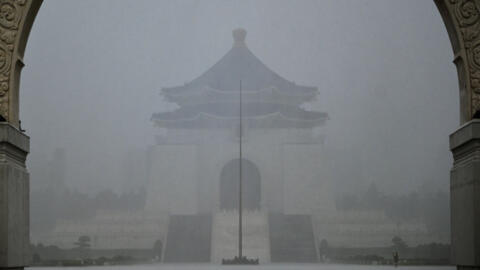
(147, 28), (331, 217)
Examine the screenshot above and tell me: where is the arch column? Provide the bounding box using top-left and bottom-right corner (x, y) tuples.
(0, 1), (42, 269)
(435, 1), (480, 269)
(0, 124), (29, 269)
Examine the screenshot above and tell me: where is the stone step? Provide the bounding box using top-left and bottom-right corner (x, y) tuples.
(211, 210), (270, 263)
(163, 215), (212, 262)
(269, 214), (318, 262)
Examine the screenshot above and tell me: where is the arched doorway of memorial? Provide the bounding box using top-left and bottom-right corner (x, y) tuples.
(219, 158), (261, 211)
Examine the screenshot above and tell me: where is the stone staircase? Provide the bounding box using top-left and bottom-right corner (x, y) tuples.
(163, 215), (212, 262)
(211, 210), (270, 263)
(269, 214), (318, 262)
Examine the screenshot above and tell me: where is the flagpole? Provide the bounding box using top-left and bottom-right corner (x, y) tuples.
(221, 79), (258, 265)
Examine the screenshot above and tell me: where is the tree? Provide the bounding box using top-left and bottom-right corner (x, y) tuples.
(153, 239), (163, 260)
(74, 235), (91, 249)
(32, 253), (42, 264)
(363, 182), (384, 210)
(318, 239), (330, 262)
(335, 193), (360, 211)
(421, 191), (450, 234)
(392, 236), (408, 253)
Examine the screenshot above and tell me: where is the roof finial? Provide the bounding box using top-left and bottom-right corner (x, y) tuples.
(233, 28), (247, 47)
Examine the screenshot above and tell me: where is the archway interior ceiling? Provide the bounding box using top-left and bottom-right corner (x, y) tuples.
(1, 0), (476, 126)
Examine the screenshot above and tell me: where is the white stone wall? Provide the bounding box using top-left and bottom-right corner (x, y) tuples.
(146, 127), (330, 215)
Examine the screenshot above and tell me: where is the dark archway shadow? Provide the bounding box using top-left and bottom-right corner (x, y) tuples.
(220, 158), (261, 210)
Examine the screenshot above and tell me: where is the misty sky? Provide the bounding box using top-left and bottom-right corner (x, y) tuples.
(20, 0), (458, 195)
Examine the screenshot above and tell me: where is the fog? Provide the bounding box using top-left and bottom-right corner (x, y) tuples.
(23, 0), (457, 264)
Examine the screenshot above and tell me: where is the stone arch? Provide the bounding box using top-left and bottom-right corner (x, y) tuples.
(435, 0), (474, 123)
(0, 0), (42, 126)
(1, 1), (479, 269)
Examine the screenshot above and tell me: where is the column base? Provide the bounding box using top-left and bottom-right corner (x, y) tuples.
(450, 120), (480, 269)
(0, 123), (30, 269)
(458, 266), (480, 270)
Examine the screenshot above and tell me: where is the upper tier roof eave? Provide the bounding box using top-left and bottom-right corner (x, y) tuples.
(152, 28), (328, 129)
(161, 35), (318, 96)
